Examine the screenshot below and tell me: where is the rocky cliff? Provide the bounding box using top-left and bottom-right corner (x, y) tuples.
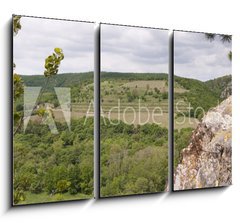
(220, 81), (232, 99)
(174, 96), (232, 190)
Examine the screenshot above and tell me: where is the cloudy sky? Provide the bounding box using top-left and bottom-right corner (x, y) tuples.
(174, 31), (232, 81)
(101, 24), (169, 73)
(14, 17), (94, 75)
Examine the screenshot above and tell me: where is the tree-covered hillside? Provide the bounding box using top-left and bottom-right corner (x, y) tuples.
(21, 72), (94, 90)
(100, 119), (168, 197)
(14, 118), (94, 204)
(174, 74), (232, 119)
(205, 75), (232, 99)
(21, 72), (168, 88)
(101, 72), (168, 81)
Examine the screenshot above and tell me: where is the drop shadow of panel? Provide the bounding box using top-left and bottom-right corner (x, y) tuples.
(94, 191), (166, 204)
(6, 16), (14, 211)
(10, 197), (91, 209)
(166, 185), (229, 199)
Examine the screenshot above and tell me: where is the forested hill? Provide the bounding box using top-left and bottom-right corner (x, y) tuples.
(205, 75), (232, 99)
(101, 72), (168, 80)
(174, 74), (231, 99)
(20, 72), (169, 87)
(21, 72), (94, 89)
(20, 72), (231, 101)
(174, 74), (232, 119)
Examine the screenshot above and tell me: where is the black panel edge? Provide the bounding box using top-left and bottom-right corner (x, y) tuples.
(169, 30), (174, 192)
(94, 23), (100, 199)
(11, 15), (14, 207)
(12, 14), (94, 24)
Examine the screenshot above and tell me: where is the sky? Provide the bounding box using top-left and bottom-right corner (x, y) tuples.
(174, 31), (232, 81)
(101, 24), (169, 73)
(14, 17), (94, 75)
(14, 18), (231, 81)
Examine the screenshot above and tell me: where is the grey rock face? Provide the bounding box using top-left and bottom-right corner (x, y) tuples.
(220, 81), (232, 99)
(174, 96), (232, 190)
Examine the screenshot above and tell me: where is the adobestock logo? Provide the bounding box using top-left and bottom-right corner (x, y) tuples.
(99, 99), (165, 126)
(23, 89), (225, 132)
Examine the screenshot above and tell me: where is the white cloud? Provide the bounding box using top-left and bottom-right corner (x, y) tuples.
(174, 31), (232, 81)
(14, 18), (230, 81)
(101, 24), (169, 73)
(13, 17), (94, 75)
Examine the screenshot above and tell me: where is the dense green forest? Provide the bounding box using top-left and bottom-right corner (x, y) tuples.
(100, 119), (168, 196)
(14, 72), (95, 204)
(14, 118), (93, 204)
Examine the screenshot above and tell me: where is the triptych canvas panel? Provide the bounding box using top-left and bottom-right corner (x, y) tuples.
(12, 15), (232, 205)
(13, 16), (94, 205)
(173, 31), (232, 190)
(100, 24), (169, 197)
